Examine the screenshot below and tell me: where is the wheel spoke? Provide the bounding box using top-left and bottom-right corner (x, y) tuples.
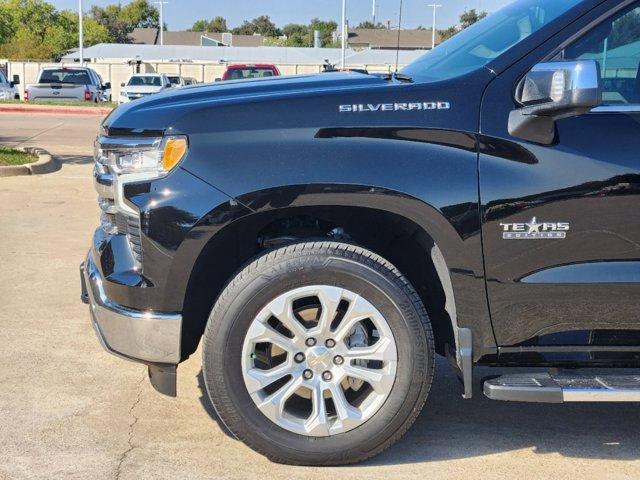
(342, 364), (393, 394)
(245, 362), (295, 394)
(313, 286), (343, 335)
(245, 320), (297, 353)
(257, 375), (303, 419)
(328, 383), (362, 428)
(304, 385), (330, 435)
(267, 294), (307, 341)
(332, 294), (372, 342)
(343, 336), (395, 362)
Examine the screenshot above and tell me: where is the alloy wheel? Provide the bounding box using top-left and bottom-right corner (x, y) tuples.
(241, 285), (398, 436)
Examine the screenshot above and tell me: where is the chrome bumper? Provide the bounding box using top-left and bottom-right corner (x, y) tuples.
(81, 252), (182, 364)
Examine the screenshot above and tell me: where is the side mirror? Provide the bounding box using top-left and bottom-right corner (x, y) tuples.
(120, 82), (125, 87)
(103, 82), (111, 90)
(12, 75), (20, 85)
(509, 60), (601, 144)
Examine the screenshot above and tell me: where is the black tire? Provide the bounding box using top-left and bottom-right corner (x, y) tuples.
(202, 241), (434, 465)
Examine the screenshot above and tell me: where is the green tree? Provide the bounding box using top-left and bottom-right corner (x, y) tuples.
(309, 18), (337, 47)
(1, 0), (56, 39)
(90, 0), (159, 43)
(0, 0), (112, 60)
(281, 23), (310, 46)
(459, 9), (487, 27)
(90, 5), (129, 43)
(190, 16), (228, 33)
(47, 10), (110, 58)
(356, 21), (385, 29)
(439, 8), (487, 41)
(191, 19), (208, 32)
(278, 19), (337, 47)
(121, 0), (159, 28)
(232, 15), (281, 37)
(0, 3), (14, 44)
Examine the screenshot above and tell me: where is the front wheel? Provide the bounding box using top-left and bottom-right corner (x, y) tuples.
(202, 242), (434, 465)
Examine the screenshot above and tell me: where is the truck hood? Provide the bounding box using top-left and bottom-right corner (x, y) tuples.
(104, 72), (387, 133)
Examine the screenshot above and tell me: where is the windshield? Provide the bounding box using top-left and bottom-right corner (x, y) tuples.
(402, 0), (582, 81)
(127, 76), (162, 87)
(226, 68), (275, 80)
(39, 69), (92, 85)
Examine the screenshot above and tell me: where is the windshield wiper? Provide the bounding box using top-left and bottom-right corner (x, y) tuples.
(393, 72), (413, 82)
(380, 72), (414, 83)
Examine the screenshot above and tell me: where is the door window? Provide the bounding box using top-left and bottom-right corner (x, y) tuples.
(561, 2), (640, 105)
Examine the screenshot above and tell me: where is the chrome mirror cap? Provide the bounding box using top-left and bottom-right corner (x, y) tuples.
(517, 60), (602, 112)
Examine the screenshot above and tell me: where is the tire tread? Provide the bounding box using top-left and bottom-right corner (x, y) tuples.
(202, 241), (434, 466)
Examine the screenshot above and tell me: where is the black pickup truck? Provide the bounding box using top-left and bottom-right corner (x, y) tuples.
(81, 0), (640, 465)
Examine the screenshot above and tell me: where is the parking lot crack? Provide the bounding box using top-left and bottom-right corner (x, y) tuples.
(114, 372), (145, 480)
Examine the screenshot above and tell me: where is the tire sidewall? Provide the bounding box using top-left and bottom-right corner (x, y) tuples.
(203, 246), (432, 462)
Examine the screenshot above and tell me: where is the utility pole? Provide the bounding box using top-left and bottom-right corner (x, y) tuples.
(341, 0), (347, 68)
(428, 3), (441, 49)
(154, 1), (168, 45)
(372, 0), (376, 25)
(78, 0), (84, 65)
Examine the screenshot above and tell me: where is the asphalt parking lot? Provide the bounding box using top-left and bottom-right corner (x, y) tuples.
(1, 112), (639, 480)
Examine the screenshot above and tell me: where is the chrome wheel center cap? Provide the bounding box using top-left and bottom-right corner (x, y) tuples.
(306, 346), (332, 372)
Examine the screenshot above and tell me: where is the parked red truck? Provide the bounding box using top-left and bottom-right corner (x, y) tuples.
(216, 64), (281, 82)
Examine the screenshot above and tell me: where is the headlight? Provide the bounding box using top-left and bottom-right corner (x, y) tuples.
(97, 135), (188, 178)
(120, 91), (127, 97)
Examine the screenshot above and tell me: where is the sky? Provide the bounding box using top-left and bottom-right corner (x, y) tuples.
(49, 0), (514, 31)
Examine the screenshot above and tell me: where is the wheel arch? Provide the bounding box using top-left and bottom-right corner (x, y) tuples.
(178, 184), (467, 365)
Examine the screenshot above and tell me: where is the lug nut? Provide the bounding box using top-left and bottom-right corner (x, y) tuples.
(294, 352), (305, 363)
(333, 355), (344, 365)
(303, 369), (313, 380)
(322, 371), (333, 381)
(305, 337), (317, 347)
(325, 339), (336, 348)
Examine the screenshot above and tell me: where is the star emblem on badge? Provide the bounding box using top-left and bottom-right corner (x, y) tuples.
(526, 217), (542, 234)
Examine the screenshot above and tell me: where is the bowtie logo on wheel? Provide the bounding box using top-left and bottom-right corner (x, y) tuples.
(500, 217), (570, 239)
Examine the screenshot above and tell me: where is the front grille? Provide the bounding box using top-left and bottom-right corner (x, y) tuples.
(125, 214), (143, 264)
(114, 212), (143, 263)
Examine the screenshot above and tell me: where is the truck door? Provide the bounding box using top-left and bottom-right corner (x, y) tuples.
(480, 0), (640, 354)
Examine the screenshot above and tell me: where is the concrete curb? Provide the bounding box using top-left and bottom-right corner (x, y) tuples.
(0, 147), (60, 177)
(0, 103), (113, 116)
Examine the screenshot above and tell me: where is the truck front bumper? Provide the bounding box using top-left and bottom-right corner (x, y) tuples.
(81, 251), (182, 395)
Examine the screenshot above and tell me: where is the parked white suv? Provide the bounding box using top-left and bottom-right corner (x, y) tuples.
(119, 74), (171, 104)
(0, 70), (19, 100)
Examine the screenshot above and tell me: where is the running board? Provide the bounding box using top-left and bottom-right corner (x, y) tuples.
(484, 372), (640, 403)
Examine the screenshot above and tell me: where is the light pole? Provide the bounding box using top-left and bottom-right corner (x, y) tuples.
(372, 0), (376, 25)
(154, 1), (168, 45)
(78, 0), (84, 65)
(341, 0), (347, 68)
(428, 3), (441, 50)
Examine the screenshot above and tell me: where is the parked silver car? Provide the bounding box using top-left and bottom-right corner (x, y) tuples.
(25, 66), (110, 102)
(0, 70), (19, 100)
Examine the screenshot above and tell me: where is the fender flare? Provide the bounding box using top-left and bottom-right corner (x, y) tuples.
(170, 184), (486, 387)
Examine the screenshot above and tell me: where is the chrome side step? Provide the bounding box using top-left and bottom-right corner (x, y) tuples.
(484, 372), (640, 403)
